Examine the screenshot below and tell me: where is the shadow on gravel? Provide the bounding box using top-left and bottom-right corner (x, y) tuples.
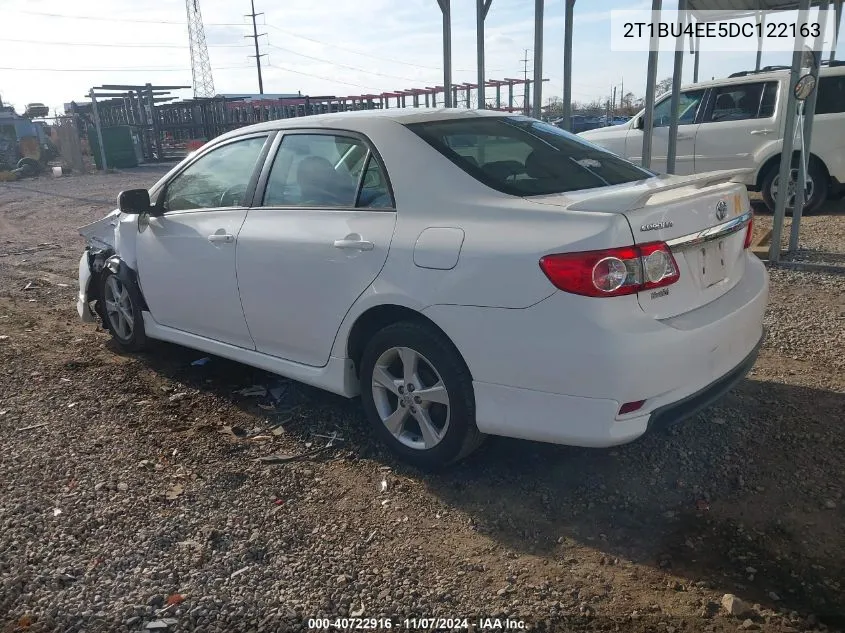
(118, 339), (845, 625)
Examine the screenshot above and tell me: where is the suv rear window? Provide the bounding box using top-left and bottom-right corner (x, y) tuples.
(816, 75), (845, 114)
(405, 116), (652, 197)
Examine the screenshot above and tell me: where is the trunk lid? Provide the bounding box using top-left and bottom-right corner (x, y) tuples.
(529, 170), (753, 318)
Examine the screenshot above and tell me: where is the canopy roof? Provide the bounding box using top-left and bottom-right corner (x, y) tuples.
(688, 0), (828, 20)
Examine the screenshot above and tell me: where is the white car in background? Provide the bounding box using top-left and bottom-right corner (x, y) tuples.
(580, 63), (845, 214)
(78, 109), (768, 468)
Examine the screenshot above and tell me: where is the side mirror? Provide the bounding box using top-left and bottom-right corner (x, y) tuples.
(118, 189), (151, 214)
(635, 117), (645, 130)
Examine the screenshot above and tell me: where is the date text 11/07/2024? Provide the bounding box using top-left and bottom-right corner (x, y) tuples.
(307, 617), (527, 630)
(623, 20), (822, 40)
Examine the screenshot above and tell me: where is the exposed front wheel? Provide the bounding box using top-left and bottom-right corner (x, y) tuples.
(359, 321), (484, 469)
(100, 269), (147, 352)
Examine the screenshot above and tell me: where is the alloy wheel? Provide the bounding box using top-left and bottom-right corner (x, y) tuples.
(771, 169), (814, 208)
(104, 275), (134, 340)
(371, 346), (451, 451)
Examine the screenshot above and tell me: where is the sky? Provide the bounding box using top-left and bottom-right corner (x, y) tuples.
(0, 0), (841, 115)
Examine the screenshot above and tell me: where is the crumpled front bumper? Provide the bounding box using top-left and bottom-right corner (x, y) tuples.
(77, 250), (96, 323)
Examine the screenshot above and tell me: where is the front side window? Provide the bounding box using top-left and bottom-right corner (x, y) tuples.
(163, 136), (267, 212)
(816, 76), (845, 115)
(653, 89), (706, 127)
(263, 134), (364, 207)
(406, 116), (652, 197)
(708, 82), (766, 122)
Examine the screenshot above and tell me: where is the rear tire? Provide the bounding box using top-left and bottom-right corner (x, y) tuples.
(761, 159), (828, 216)
(99, 269), (147, 352)
(359, 321), (484, 470)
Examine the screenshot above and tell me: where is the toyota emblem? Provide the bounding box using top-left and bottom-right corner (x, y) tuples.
(715, 200), (728, 221)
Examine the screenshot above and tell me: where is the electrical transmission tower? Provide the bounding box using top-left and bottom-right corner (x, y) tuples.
(186, 0), (215, 98)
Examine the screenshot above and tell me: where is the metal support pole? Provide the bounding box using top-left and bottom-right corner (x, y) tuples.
(641, 0), (662, 169)
(146, 84), (163, 162)
(438, 0), (453, 107)
(693, 34), (700, 82)
(508, 81), (514, 109)
(532, 0), (544, 118)
(477, 0), (493, 109)
(832, 0), (843, 62)
(755, 10), (765, 70)
(88, 89), (108, 171)
(562, 0), (575, 131)
(790, 0), (829, 253)
(666, 0), (687, 174)
(496, 84), (501, 108)
(770, 0), (811, 262)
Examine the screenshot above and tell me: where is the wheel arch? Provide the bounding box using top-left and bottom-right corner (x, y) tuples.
(755, 151), (831, 190)
(345, 303), (473, 381)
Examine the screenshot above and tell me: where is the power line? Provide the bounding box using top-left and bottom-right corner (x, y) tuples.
(265, 62), (381, 91)
(8, 9), (246, 26)
(0, 65), (252, 72)
(6, 9), (510, 74)
(0, 37), (249, 49)
(265, 43), (423, 83)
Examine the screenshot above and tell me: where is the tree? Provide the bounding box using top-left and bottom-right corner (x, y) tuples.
(656, 76), (674, 97)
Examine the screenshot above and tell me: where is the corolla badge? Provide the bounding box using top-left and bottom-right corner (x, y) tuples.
(715, 200), (728, 221)
(640, 220), (673, 232)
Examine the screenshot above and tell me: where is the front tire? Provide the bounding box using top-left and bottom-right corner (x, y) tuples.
(99, 269), (147, 352)
(359, 321), (484, 469)
(761, 159), (828, 215)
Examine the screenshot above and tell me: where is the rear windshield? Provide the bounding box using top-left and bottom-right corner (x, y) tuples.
(405, 116), (653, 196)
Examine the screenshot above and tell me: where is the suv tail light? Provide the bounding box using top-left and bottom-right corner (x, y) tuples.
(743, 213), (754, 249)
(539, 242), (680, 298)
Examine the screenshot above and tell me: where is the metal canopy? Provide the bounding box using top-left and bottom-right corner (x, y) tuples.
(686, 0), (827, 12)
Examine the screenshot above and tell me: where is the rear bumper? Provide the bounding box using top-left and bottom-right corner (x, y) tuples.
(424, 252), (769, 447)
(646, 328), (762, 434)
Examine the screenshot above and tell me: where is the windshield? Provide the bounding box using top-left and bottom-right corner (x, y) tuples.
(405, 116), (653, 196)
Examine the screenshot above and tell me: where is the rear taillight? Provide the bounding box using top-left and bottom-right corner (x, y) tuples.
(743, 213), (754, 249)
(539, 242), (679, 298)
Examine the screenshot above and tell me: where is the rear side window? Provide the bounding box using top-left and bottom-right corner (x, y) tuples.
(707, 82), (771, 122)
(405, 116), (652, 197)
(816, 76), (845, 114)
(653, 89), (706, 127)
(261, 133), (393, 209)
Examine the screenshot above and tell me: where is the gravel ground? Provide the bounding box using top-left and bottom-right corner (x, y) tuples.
(751, 194), (845, 264)
(1, 170), (844, 633)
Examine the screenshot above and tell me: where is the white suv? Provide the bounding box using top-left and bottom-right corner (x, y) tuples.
(580, 63), (845, 214)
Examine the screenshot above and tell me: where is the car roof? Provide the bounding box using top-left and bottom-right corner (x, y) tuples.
(675, 63), (845, 93)
(214, 107), (518, 143)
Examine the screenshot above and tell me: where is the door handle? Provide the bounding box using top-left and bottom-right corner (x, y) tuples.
(333, 238), (374, 251)
(750, 129), (774, 135)
(208, 233), (234, 244)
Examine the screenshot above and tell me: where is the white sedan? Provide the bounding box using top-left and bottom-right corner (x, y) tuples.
(77, 109), (768, 468)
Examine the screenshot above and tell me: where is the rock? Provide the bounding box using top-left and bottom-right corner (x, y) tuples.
(740, 619), (759, 630)
(824, 500), (836, 509)
(117, 482), (129, 492)
(768, 591), (780, 601)
(336, 574), (350, 586)
(125, 616), (141, 625)
(94, 482), (106, 492)
(147, 594), (165, 608)
(722, 594), (752, 617)
(496, 587), (508, 596)
(168, 392), (188, 402)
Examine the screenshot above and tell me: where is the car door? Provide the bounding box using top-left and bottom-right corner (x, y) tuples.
(692, 80), (780, 174)
(236, 130), (397, 367)
(136, 133), (272, 349)
(626, 88), (705, 173)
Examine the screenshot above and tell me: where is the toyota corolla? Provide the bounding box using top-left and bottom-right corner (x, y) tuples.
(77, 109), (768, 468)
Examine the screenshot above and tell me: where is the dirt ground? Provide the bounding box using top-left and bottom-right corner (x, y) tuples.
(1, 169), (843, 633)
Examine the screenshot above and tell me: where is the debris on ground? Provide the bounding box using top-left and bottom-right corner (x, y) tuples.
(721, 593), (752, 617)
(164, 484), (184, 500)
(190, 357), (211, 367)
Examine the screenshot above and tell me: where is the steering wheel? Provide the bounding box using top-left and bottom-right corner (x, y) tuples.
(219, 184), (246, 207)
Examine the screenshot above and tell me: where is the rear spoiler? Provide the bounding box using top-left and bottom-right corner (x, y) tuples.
(567, 169), (753, 213)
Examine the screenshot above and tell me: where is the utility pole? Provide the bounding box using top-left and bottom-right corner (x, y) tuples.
(245, 0), (267, 94)
(521, 48), (530, 115)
